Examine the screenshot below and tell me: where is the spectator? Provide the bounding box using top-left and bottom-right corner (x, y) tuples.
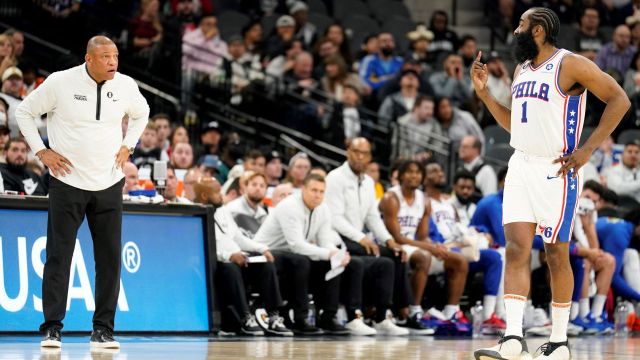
(378, 69), (420, 127)
(365, 161), (384, 200)
(265, 15), (297, 60)
(19, 60), (43, 97)
(485, 52), (512, 108)
(428, 10), (459, 64)
(290, 1), (317, 49)
(283, 52), (318, 95)
(0, 125), (9, 163)
(183, 167), (204, 201)
(573, 7), (606, 61)
(590, 135), (622, 175)
(253, 173), (351, 335)
(0, 34), (16, 78)
(393, 95), (446, 160)
(312, 37), (339, 79)
(169, 125), (189, 151)
(0, 97), (8, 127)
(434, 97), (484, 149)
(195, 120), (222, 163)
(309, 166), (326, 178)
(355, 34), (379, 67)
(360, 32), (404, 91)
(122, 162), (141, 195)
(128, 0), (163, 68)
(198, 154), (219, 178)
(324, 137), (413, 335)
(285, 152), (311, 192)
(164, 0), (199, 37)
(132, 122), (162, 170)
(0, 138), (47, 195)
(265, 150), (283, 193)
(270, 182), (293, 207)
(406, 24), (436, 73)
(163, 166), (192, 203)
(226, 172), (269, 238)
(222, 149), (266, 194)
(151, 113), (172, 154)
(242, 20), (264, 58)
(623, 50), (640, 97)
(181, 15), (227, 105)
(220, 35), (264, 105)
(429, 54), (472, 108)
(325, 24), (353, 67)
(628, 15), (640, 48)
(265, 39), (304, 82)
(223, 176), (242, 204)
(1, 66), (25, 137)
(605, 141), (640, 203)
(321, 55), (365, 102)
(170, 142), (194, 170)
(458, 35), (478, 70)
(218, 131), (245, 183)
(193, 176), (293, 336)
(4, 29), (24, 61)
(322, 84), (369, 147)
(458, 135), (497, 197)
(595, 25), (637, 77)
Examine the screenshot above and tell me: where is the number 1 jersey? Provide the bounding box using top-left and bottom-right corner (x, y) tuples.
(510, 49), (586, 158)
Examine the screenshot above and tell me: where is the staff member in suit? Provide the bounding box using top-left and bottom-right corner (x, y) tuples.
(16, 35), (149, 349)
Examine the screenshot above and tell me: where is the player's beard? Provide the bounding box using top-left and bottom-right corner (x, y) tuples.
(514, 28), (539, 63)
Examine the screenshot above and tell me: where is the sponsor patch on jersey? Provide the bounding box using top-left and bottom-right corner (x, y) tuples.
(74, 94), (87, 101)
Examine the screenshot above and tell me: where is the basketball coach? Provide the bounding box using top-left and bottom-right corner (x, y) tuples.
(15, 36), (149, 349)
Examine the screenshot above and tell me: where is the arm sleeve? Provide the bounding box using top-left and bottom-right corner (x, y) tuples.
(214, 211), (241, 262)
(324, 174), (366, 242)
(122, 78), (150, 149)
(317, 208), (341, 250)
(15, 75), (59, 154)
(277, 211), (331, 260)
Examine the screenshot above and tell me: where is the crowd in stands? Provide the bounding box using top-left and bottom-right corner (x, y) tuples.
(1, 0), (640, 337)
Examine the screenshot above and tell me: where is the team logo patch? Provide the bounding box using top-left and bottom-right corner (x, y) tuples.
(546, 63), (553, 70)
(74, 94), (87, 101)
(107, 91), (113, 98)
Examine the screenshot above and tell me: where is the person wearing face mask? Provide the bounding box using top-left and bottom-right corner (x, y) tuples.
(193, 176), (293, 337)
(471, 7), (630, 359)
(0, 137), (47, 195)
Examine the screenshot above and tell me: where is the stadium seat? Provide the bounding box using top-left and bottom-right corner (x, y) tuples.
(617, 129), (640, 145)
(309, 13), (334, 37)
(485, 143), (514, 166)
(217, 10), (251, 34)
(382, 16), (416, 53)
(368, 0), (411, 22)
(334, 0), (371, 21)
(307, 0), (329, 15)
(483, 125), (510, 150)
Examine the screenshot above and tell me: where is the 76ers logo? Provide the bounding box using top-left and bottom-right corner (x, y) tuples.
(539, 223), (553, 238)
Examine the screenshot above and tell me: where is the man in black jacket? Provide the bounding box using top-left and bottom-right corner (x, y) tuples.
(0, 137), (47, 195)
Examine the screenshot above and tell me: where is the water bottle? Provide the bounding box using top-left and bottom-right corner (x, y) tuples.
(614, 297), (629, 336)
(336, 305), (348, 326)
(471, 301), (484, 338)
(307, 295), (316, 327)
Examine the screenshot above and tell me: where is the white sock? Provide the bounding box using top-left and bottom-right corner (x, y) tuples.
(550, 302), (571, 342)
(579, 298), (590, 319)
(483, 295), (497, 320)
(570, 302), (579, 321)
(591, 294), (607, 320)
(409, 305), (423, 317)
(443, 304), (460, 319)
(504, 294), (527, 337)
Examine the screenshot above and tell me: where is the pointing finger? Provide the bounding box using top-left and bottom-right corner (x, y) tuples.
(475, 51), (482, 62)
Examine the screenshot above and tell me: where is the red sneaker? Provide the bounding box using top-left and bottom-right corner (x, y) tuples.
(482, 313), (506, 335)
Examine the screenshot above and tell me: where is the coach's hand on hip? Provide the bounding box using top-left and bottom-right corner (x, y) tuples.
(115, 145), (131, 170)
(36, 149), (73, 177)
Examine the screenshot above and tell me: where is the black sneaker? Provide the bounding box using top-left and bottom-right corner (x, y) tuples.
(90, 329), (120, 349)
(396, 314), (435, 335)
(534, 340), (571, 359)
(318, 317), (350, 336)
(240, 314), (264, 336)
(40, 327), (61, 348)
(266, 314), (294, 336)
(292, 319), (323, 336)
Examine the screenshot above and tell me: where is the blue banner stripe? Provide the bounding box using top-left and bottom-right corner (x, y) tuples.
(565, 96), (580, 154)
(558, 173), (579, 242)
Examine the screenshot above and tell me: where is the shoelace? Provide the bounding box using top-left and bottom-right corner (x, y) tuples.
(246, 315), (259, 328)
(271, 316), (286, 328)
(49, 329), (61, 339)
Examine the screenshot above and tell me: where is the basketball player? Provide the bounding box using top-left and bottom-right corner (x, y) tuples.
(378, 160), (466, 334)
(472, 8), (629, 360)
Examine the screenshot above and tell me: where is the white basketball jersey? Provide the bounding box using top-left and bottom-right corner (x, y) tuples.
(510, 49), (587, 158)
(430, 197), (461, 242)
(389, 186), (425, 240)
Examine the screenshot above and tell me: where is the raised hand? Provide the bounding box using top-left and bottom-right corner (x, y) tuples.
(470, 51), (489, 93)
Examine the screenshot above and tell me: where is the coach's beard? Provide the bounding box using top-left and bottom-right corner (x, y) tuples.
(514, 29), (539, 64)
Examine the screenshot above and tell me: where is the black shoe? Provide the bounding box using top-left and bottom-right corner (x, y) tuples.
(534, 340), (571, 359)
(318, 317), (350, 335)
(90, 329), (120, 349)
(396, 314), (435, 335)
(240, 314), (264, 336)
(41, 327), (61, 348)
(265, 314), (294, 336)
(292, 319), (323, 336)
